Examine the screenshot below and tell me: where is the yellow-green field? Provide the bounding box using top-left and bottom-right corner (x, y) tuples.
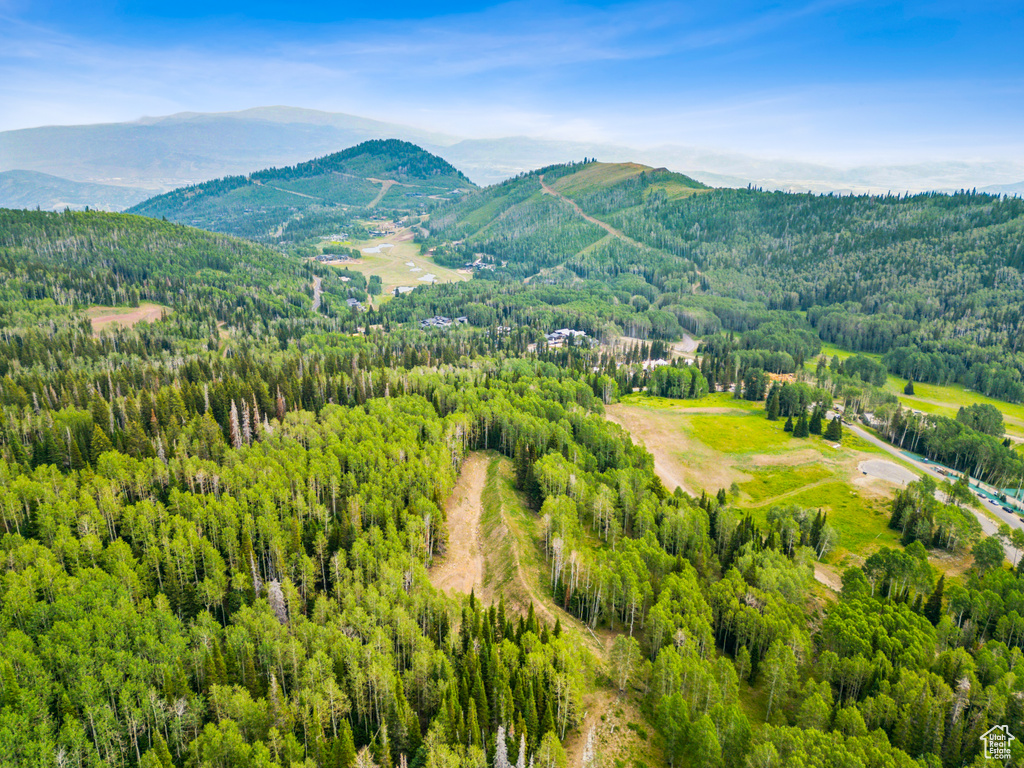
(607, 393), (905, 562)
(316, 223), (468, 301)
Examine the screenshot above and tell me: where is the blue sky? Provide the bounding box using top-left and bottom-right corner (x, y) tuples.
(2, 0), (1022, 164)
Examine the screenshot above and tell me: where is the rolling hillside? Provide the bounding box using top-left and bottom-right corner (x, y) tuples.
(0, 170), (157, 212)
(427, 160), (709, 285)
(127, 139), (476, 240)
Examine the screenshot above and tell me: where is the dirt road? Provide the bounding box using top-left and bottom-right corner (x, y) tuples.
(672, 333), (699, 356)
(251, 179), (323, 201)
(430, 453), (488, 595)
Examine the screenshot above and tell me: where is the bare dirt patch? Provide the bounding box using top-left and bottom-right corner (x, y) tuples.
(605, 404), (748, 494)
(563, 691), (661, 768)
(88, 303), (167, 333)
(606, 405), (693, 494)
(431, 453), (488, 595)
(813, 562), (843, 591)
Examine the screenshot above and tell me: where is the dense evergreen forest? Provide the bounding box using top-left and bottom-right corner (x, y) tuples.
(423, 161), (1024, 403)
(1, 208), (1023, 768)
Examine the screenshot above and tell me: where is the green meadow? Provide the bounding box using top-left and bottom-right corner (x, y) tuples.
(614, 392), (905, 560)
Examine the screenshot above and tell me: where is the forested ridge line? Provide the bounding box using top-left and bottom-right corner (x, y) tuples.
(124, 140), (476, 241)
(421, 161), (1024, 403)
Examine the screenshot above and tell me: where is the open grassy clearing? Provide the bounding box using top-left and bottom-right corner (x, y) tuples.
(87, 302), (168, 332)
(316, 222), (468, 300)
(608, 393), (906, 562)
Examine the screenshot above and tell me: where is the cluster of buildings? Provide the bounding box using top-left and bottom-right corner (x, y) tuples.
(545, 329), (589, 348)
(420, 315), (469, 330)
(314, 252), (357, 263)
(641, 358), (671, 371)
(462, 257), (496, 271)
(367, 219), (402, 237)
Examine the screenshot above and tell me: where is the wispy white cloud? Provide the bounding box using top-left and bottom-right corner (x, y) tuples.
(0, 0), (1021, 167)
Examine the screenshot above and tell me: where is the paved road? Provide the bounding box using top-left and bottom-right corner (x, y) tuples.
(848, 422), (1022, 563)
(673, 333), (699, 357)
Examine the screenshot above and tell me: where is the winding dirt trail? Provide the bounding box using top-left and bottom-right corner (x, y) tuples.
(430, 454), (488, 595)
(539, 174), (645, 247)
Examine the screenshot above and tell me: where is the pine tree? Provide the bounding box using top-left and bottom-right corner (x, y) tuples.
(941, 718), (963, 768)
(793, 413), (810, 438)
(9, 432), (29, 467)
(824, 416), (843, 442)
(88, 421), (112, 462)
(924, 575), (944, 626)
(766, 388), (780, 421)
(809, 407), (823, 435)
(784, 416), (794, 433)
(69, 438), (86, 471)
(904, 379), (915, 395)
(150, 733), (175, 768)
(466, 699), (481, 748)
(524, 687), (539, 747)
(471, 667), (490, 727)
(540, 698), (555, 738)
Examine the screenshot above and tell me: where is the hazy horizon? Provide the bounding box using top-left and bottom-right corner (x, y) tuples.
(2, 0), (1023, 169)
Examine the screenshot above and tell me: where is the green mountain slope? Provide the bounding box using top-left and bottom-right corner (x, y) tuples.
(428, 160), (709, 282)
(127, 139), (476, 240)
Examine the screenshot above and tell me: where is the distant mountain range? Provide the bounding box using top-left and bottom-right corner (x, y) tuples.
(0, 170), (157, 211)
(2, 106), (1022, 211)
(127, 139), (475, 239)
